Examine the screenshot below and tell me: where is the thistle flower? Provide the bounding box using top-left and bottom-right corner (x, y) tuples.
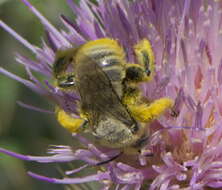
(1, 0), (222, 189)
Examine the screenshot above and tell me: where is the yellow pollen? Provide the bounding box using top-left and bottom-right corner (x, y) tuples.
(56, 108), (84, 132)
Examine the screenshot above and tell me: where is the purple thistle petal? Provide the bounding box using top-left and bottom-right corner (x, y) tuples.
(109, 163), (144, 184)
(43, 81), (80, 114)
(171, 88), (184, 117)
(175, 0), (191, 62)
(60, 15), (87, 42)
(0, 20), (37, 53)
(66, 0), (93, 22)
(93, 21), (105, 38)
(73, 134), (120, 164)
(185, 95), (196, 111)
(193, 102), (203, 130)
(120, 185), (130, 190)
(208, 181), (222, 188)
(101, 183), (112, 190)
(116, 162), (137, 172)
(150, 172), (174, 190)
(65, 164), (89, 175)
(0, 67), (48, 95)
(38, 40), (55, 63)
(45, 30), (58, 52)
(35, 44), (55, 65)
(2, 0), (222, 189)
(210, 123), (222, 147)
(17, 101), (54, 114)
(78, 20), (97, 40)
(44, 31), (66, 52)
(134, 184), (141, 190)
(21, 0), (71, 48)
(27, 172), (56, 183)
(116, 4), (133, 39)
(162, 152), (187, 172)
(72, 133), (92, 146)
(138, 155), (147, 166)
(66, 0), (97, 40)
(28, 171), (110, 184)
(87, 143), (109, 160)
(115, 184), (120, 190)
(0, 147), (76, 163)
(25, 67), (50, 92)
(0, 148), (32, 161)
(15, 53), (51, 77)
(217, 59), (222, 85)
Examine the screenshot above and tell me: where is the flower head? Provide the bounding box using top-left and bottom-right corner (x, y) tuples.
(1, 0), (222, 189)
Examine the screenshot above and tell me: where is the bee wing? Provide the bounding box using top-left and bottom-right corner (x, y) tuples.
(76, 56), (135, 127)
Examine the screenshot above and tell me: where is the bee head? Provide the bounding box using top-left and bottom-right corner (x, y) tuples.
(53, 48), (77, 79)
(53, 48), (79, 90)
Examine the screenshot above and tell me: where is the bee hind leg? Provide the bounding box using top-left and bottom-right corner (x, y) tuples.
(124, 39), (155, 83)
(128, 98), (174, 123)
(56, 108), (88, 133)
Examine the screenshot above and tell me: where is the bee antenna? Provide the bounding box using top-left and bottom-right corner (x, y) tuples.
(96, 151), (123, 166)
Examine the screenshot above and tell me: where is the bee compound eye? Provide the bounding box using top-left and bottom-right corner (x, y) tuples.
(58, 75), (76, 88)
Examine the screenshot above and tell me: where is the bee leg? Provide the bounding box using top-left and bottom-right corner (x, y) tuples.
(122, 83), (151, 108)
(56, 108), (88, 133)
(134, 38), (155, 81)
(124, 64), (150, 83)
(96, 151), (123, 166)
(128, 98), (174, 123)
(122, 85), (141, 106)
(124, 38), (155, 83)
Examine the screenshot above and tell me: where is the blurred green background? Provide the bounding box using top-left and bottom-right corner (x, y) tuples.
(0, 0), (99, 189)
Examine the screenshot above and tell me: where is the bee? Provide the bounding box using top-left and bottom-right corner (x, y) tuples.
(53, 38), (173, 153)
